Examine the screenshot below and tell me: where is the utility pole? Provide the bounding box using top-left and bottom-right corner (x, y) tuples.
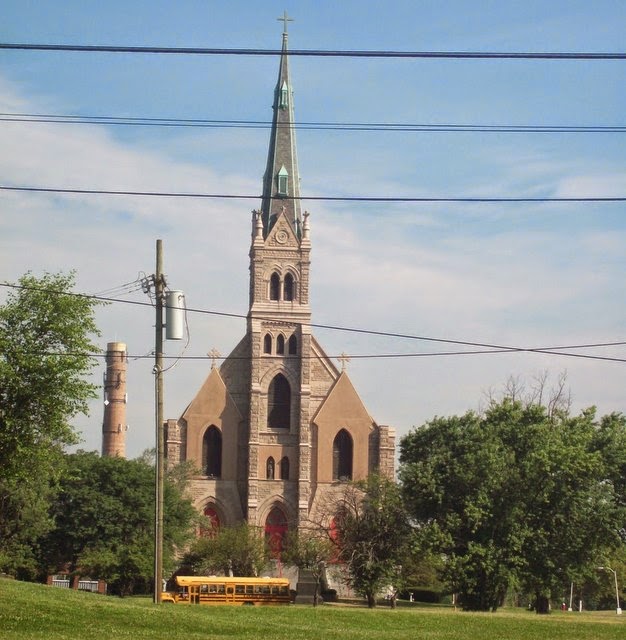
(153, 239), (165, 604)
(147, 239), (184, 603)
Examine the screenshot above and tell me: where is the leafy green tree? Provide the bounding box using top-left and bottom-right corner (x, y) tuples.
(183, 523), (269, 578)
(399, 399), (625, 613)
(592, 412), (626, 510)
(557, 412), (626, 612)
(41, 451), (196, 595)
(333, 474), (411, 608)
(282, 529), (335, 605)
(0, 272), (102, 575)
(0, 478), (57, 579)
(514, 408), (623, 613)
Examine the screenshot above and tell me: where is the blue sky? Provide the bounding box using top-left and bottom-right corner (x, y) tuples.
(1, 1), (625, 458)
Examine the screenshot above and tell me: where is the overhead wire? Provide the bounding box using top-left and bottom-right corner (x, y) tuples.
(1, 281), (624, 364)
(1, 185), (623, 203)
(93, 277), (145, 298)
(1, 43), (625, 59)
(2, 112), (625, 133)
(9, 347), (626, 365)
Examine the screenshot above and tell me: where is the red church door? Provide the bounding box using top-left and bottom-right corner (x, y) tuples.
(265, 507), (288, 557)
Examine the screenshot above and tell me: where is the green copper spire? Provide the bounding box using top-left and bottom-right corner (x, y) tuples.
(260, 13), (302, 238)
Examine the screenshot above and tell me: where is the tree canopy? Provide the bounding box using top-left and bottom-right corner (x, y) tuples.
(399, 399), (626, 612)
(0, 272), (102, 575)
(182, 523), (269, 579)
(41, 451), (197, 595)
(0, 271), (101, 477)
(333, 474), (411, 608)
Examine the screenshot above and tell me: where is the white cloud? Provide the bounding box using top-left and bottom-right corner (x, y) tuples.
(555, 173), (626, 198)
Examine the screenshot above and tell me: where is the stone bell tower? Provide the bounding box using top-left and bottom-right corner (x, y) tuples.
(165, 15), (395, 543)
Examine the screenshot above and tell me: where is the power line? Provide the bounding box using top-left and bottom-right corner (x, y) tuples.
(1, 43), (625, 59)
(92, 277), (147, 298)
(2, 112), (625, 133)
(12, 347), (626, 365)
(1, 185), (623, 203)
(1, 281), (624, 364)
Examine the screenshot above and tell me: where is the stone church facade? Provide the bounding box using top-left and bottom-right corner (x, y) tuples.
(165, 24), (395, 544)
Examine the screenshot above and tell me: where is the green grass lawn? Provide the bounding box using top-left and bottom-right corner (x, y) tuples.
(0, 578), (623, 640)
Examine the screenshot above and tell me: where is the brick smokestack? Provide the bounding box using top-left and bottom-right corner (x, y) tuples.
(101, 341), (128, 457)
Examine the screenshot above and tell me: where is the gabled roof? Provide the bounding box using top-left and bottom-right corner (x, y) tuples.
(265, 206), (301, 248)
(180, 365), (242, 425)
(260, 24), (302, 239)
(313, 371), (376, 431)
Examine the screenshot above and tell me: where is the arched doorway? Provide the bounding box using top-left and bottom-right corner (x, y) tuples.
(201, 505), (221, 538)
(264, 506), (288, 557)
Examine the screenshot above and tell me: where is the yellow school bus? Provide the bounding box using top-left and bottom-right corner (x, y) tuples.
(162, 575), (291, 606)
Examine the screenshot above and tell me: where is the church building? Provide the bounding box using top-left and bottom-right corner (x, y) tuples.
(165, 21), (395, 546)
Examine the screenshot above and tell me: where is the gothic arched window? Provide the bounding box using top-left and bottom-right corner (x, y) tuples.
(276, 334), (285, 355)
(267, 374), (291, 429)
(288, 334), (297, 355)
(283, 273), (295, 301)
(270, 272), (280, 301)
(266, 457), (275, 479)
(202, 426), (222, 478)
(332, 429), (353, 481)
(280, 456), (290, 480)
(263, 333), (272, 354)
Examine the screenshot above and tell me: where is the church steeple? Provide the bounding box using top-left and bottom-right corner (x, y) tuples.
(165, 15), (395, 554)
(260, 12), (302, 238)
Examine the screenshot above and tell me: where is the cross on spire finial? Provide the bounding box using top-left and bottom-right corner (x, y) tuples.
(207, 348), (221, 369)
(338, 352), (351, 372)
(277, 10), (293, 35)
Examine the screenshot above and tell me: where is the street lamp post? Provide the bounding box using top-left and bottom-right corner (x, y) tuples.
(598, 566), (622, 615)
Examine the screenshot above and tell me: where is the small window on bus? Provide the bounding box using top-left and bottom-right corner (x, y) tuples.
(246, 585), (254, 594)
(235, 585), (245, 594)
